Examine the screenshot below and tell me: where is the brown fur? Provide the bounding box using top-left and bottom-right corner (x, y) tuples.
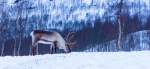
(30, 30), (72, 56)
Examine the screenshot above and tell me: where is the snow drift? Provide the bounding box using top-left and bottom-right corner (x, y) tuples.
(0, 51), (150, 69)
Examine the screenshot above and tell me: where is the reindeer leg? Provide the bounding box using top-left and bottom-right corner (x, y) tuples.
(30, 46), (35, 56)
(50, 44), (54, 54)
(53, 41), (57, 54)
(30, 39), (38, 56)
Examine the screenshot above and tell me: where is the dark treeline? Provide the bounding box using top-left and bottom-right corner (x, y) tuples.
(0, 0), (150, 56)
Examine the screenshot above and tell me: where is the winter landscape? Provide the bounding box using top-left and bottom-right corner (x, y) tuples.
(1, 51), (150, 69)
(0, 0), (150, 69)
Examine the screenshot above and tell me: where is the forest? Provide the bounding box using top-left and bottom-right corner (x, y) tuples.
(0, 0), (150, 56)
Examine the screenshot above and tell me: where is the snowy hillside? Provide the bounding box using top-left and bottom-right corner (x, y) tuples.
(0, 51), (150, 69)
(1, 0), (150, 56)
(2, 0), (150, 30)
(85, 30), (150, 52)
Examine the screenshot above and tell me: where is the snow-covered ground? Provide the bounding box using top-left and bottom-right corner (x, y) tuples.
(0, 51), (150, 69)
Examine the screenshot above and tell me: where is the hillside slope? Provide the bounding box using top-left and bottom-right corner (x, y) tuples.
(85, 30), (150, 52)
(0, 51), (150, 69)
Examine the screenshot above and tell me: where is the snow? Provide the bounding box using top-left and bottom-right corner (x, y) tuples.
(7, 0), (14, 6)
(0, 51), (150, 69)
(83, 0), (92, 5)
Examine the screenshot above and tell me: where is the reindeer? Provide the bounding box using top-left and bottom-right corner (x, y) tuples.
(30, 30), (76, 56)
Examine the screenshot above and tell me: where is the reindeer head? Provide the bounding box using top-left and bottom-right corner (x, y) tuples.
(64, 31), (76, 53)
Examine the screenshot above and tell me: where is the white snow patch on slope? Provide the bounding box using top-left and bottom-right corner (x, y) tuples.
(0, 51), (150, 69)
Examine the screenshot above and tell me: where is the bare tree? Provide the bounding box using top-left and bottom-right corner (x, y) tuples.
(117, 0), (123, 51)
(13, 15), (18, 56)
(0, 0), (8, 56)
(17, 0), (23, 56)
(13, 1), (22, 56)
(0, 0), (4, 56)
(36, 3), (43, 55)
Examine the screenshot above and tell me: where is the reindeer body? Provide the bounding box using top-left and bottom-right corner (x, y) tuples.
(30, 30), (76, 56)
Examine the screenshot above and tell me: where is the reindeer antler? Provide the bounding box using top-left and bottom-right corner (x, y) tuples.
(65, 30), (76, 46)
(65, 32), (75, 43)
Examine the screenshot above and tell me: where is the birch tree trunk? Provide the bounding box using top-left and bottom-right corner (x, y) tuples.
(17, 34), (22, 56)
(13, 18), (18, 56)
(1, 40), (5, 56)
(13, 30), (17, 56)
(0, 0), (4, 56)
(17, 1), (23, 56)
(14, 2), (21, 56)
(117, 0), (123, 51)
(36, 4), (43, 55)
